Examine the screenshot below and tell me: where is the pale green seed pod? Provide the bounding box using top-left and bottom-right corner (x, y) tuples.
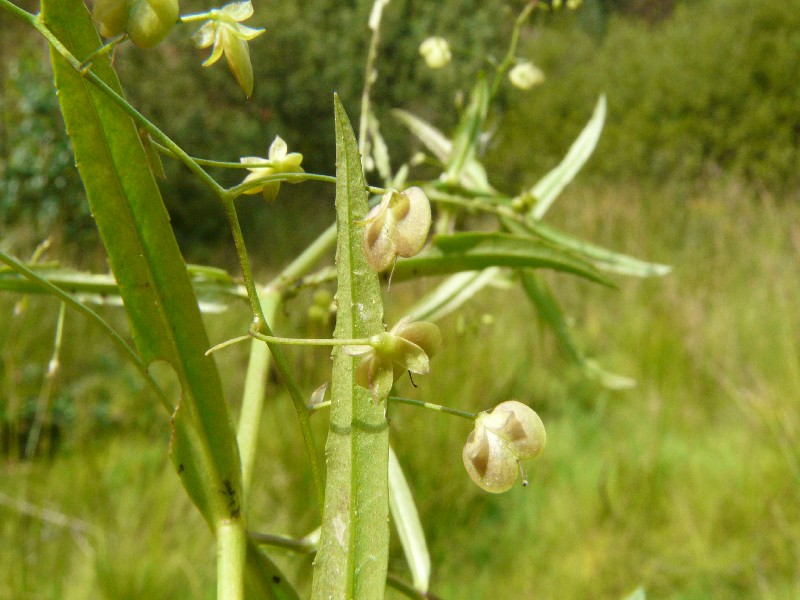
(127, 0), (179, 48)
(93, 0), (128, 38)
(363, 187), (432, 272)
(463, 400), (546, 493)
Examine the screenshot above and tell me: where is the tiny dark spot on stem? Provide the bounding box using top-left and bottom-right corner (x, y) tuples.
(177, 463), (184, 474)
(272, 576), (281, 584)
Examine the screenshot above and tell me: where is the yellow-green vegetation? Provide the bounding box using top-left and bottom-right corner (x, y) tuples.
(3, 180), (797, 598)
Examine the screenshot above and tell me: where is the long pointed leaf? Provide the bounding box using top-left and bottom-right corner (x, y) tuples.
(520, 271), (635, 390)
(407, 268), (503, 322)
(446, 76), (490, 184)
(393, 232), (613, 286)
(389, 446), (430, 593)
(312, 95), (389, 598)
(529, 95), (606, 220)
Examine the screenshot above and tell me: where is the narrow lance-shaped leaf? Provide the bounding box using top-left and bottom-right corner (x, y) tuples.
(393, 108), (495, 193)
(529, 95), (606, 220)
(393, 232), (613, 286)
(519, 271), (635, 390)
(389, 446), (431, 594)
(311, 95), (389, 599)
(0, 264), (248, 312)
(446, 75), (490, 184)
(407, 268), (504, 323)
(39, 2), (295, 595)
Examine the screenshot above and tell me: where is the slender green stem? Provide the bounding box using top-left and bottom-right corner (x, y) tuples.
(251, 331), (372, 347)
(220, 195), (325, 512)
(265, 223), (337, 291)
(358, 0), (390, 159)
(250, 532), (441, 600)
(388, 396), (478, 420)
(427, 190), (518, 220)
(0, 249), (171, 411)
(206, 335), (252, 356)
(24, 301), (66, 459)
(179, 10), (215, 23)
(311, 395), (478, 420)
(217, 521), (247, 600)
(250, 531), (317, 554)
(489, 0), (539, 99)
(236, 290), (279, 507)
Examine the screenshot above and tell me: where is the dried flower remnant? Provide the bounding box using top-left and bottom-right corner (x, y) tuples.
(463, 400), (546, 493)
(345, 317), (441, 401)
(191, 1), (265, 97)
(363, 187), (431, 273)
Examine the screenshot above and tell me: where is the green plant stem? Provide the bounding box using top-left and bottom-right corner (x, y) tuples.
(24, 301), (66, 459)
(0, 249), (171, 411)
(250, 531), (317, 554)
(389, 396), (477, 420)
(179, 11), (215, 23)
(236, 290), (280, 507)
(219, 195), (325, 512)
(251, 331), (372, 347)
(217, 521), (247, 600)
(490, 0), (539, 98)
(251, 532), (439, 600)
(358, 0), (390, 158)
(265, 223), (338, 291)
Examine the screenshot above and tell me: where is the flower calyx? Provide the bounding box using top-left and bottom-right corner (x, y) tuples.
(362, 187), (431, 273)
(191, 1), (265, 97)
(93, 0), (179, 48)
(239, 136), (304, 203)
(345, 317), (442, 402)
(463, 400), (546, 493)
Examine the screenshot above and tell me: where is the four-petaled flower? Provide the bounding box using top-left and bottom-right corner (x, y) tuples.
(191, 1), (265, 97)
(345, 317), (442, 401)
(239, 136), (304, 203)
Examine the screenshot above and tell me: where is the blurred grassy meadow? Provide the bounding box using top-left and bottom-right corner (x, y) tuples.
(2, 0), (800, 598)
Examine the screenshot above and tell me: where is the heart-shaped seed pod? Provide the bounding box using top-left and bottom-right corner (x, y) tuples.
(463, 400), (546, 493)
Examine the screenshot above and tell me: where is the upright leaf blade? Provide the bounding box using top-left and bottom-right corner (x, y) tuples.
(394, 232), (613, 286)
(312, 96), (389, 599)
(529, 95), (606, 220)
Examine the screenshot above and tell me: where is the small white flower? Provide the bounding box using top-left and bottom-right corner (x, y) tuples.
(509, 62), (545, 90)
(192, 1), (265, 97)
(240, 136), (304, 203)
(419, 37), (452, 69)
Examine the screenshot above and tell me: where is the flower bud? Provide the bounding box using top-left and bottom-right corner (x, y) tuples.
(127, 0), (179, 48)
(363, 187), (431, 272)
(463, 400), (546, 493)
(509, 62), (545, 90)
(419, 36), (452, 69)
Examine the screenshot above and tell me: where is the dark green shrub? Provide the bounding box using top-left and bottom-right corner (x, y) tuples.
(495, 0), (800, 192)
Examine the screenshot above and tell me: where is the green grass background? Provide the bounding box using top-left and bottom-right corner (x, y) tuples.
(3, 179), (798, 599)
